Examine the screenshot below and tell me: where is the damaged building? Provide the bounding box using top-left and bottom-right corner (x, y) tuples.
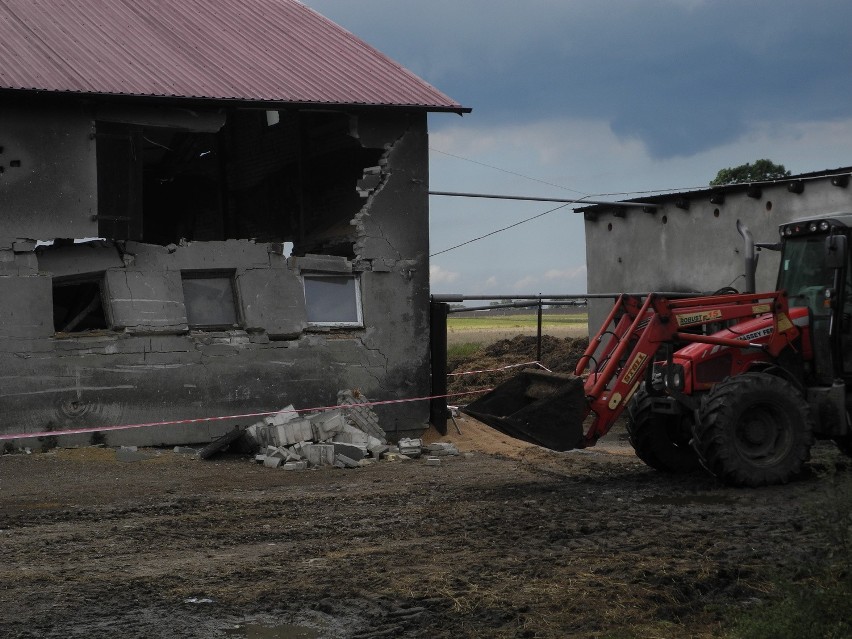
(0, 0), (467, 446)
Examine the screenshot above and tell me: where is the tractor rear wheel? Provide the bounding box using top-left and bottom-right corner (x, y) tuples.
(834, 434), (852, 457)
(626, 388), (701, 473)
(693, 372), (812, 487)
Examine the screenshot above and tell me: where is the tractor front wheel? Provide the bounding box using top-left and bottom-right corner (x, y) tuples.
(694, 372), (812, 487)
(626, 388), (701, 473)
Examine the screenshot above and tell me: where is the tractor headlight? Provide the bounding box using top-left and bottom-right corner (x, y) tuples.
(664, 364), (686, 392)
(820, 221), (830, 231)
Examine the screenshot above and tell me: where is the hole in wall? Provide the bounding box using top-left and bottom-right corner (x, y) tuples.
(607, 223), (613, 232)
(765, 201), (773, 211)
(53, 278), (108, 333)
(713, 208), (720, 218)
(662, 215), (668, 225)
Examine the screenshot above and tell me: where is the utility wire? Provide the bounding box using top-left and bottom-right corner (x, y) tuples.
(430, 147), (590, 196)
(430, 203), (571, 257)
(430, 146), (738, 198)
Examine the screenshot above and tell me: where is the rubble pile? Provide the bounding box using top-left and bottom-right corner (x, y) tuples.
(243, 390), (459, 471)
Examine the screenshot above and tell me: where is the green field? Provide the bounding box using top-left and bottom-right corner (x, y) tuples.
(447, 313), (587, 330)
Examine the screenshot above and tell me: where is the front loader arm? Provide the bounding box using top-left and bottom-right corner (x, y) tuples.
(576, 291), (799, 447)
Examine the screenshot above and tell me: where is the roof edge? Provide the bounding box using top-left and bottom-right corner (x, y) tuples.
(0, 87), (471, 114)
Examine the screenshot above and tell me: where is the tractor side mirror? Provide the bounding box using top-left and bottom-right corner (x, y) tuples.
(825, 234), (847, 269)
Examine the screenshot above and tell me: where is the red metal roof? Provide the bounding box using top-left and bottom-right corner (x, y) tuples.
(0, 0), (467, 112)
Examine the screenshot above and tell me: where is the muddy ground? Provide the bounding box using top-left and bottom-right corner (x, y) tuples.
(1, 335), (850, 638)
(1, 417), (850, 639)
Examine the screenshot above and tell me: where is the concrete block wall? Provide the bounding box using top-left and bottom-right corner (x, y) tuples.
(584, 175), (852, 331)
(0, 105), (432, 448)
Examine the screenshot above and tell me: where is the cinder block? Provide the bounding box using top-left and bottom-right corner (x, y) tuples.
(425, 457), (442, 466)
(299, 444), (335, 467)
(273, 419), (314, 446)
(282, 461), (308, 471)
(425, 442), (460, 456)
(309, 409), (346, 441)
(335, 453), (360, 469)
(397, 438), (422, 458)
(337, 390), (387, 443)
(369, 444), (390, 459)
(263, 405), (300, 427)
(333, 442), (366, 461)
(251, 423), (275, 448)
(254, 454), (267, 464)
(282, 446), (302, 461)
(263, 456), (283, 468)
(268, 447), (289, 460)
(332, 428), (370, 448)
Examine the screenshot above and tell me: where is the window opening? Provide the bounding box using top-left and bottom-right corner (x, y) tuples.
(303, 274), (362, 327)
(182, 272), (240, 329)
(53, 278), (108, 333)
(95, 111), (384, 252)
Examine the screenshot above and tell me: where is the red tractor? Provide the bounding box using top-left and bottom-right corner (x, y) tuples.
(464, 213), (852, 486)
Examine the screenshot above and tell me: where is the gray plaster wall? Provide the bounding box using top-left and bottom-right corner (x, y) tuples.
(0, 107), (432, 448)
(584, 177), (852, 332)
(0, 104), (98, 240)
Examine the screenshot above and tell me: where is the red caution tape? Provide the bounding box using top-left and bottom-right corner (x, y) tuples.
(0, 388), (492, 442)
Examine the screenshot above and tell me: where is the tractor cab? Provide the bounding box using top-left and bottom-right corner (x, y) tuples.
(777, 214), (852, 384)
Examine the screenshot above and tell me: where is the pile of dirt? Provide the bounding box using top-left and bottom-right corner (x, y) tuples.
(447, 334), (589, 401)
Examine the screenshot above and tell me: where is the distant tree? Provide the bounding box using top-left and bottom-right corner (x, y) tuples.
(710, 159), (791, 186)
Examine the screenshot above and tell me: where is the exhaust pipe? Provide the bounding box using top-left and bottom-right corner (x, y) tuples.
(736, 219), (756, 294)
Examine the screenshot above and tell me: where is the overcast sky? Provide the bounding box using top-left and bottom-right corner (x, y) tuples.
(302, 0), (852, 296)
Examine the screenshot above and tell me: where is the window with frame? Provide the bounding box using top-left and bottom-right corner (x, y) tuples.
(181, 271), (240, 329)
(303, 274), (363, 327)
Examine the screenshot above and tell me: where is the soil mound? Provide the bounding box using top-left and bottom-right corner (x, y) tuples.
(447, 334), (589, 401)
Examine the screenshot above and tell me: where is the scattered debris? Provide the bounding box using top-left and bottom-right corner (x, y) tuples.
(172, 446), (196, 454)
(195, 391), (464, 471)
(397, 438), (422, 458)
(198, 426), (247, 460)
(424, 442), (460, 457)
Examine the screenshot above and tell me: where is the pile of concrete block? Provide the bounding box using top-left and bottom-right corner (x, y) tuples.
(246, 395), (391, 470)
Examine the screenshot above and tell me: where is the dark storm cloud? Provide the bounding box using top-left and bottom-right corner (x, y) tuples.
(303, 0), (852, 158)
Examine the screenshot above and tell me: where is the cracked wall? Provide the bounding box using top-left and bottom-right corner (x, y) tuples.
(0, 100), (431, 447)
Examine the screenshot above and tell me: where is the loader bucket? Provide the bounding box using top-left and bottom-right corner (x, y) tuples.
(461, 369), (587, 451)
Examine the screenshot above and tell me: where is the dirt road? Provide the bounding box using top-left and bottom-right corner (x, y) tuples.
(1, 418), (849, 639)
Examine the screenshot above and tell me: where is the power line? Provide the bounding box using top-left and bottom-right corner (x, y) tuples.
(430, 146), (721, 198)
(429, 203), (571, 257)
(430, 147), (590, 196)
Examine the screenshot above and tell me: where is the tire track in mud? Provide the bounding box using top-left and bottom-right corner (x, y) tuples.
(0, 441), (848, 638)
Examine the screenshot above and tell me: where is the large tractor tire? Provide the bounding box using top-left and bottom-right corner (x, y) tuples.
(834, 433), (852, 457)
(693, 372), (812, 487)
(626, 388), (702, 473)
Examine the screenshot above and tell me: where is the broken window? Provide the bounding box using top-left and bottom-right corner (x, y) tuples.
(303, 274), (362, 327)
(181, 271), (240, 329)
(94, 110), (382, 253)
(53, 277), (108, 333)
